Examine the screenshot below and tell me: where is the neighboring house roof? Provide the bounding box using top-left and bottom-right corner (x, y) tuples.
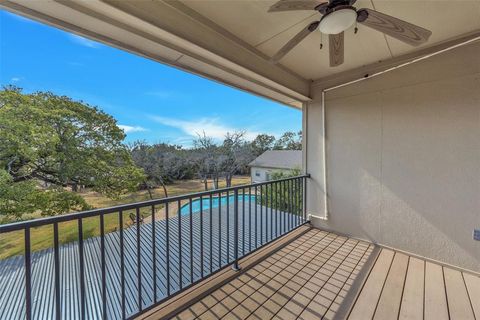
(248, 150), (302, 170)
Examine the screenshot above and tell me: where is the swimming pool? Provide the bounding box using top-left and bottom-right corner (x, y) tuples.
(180, 194), (257, 215)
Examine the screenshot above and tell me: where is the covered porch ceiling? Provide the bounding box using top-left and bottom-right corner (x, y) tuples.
(2, 0), (480, 108)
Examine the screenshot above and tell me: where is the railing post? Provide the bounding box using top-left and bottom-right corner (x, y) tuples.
(24, 227), (32, 320)
(303, 176), (308, 222)
(232, 188), (241, 271)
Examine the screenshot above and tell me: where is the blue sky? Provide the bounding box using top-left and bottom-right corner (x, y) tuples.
(0, 10), (301, 147)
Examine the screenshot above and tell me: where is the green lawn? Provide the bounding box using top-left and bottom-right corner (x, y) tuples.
(0, 176), (251, 259)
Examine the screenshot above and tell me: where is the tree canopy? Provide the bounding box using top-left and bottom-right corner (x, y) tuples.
(129, 141), (194, 198)
(273, 131), (302, 150)
(0, 87), (144, 221)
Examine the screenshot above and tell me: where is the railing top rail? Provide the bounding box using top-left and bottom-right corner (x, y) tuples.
(0, 174), (310, 233)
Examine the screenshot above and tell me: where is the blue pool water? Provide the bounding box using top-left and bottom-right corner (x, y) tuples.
(180, 194), (257, 215)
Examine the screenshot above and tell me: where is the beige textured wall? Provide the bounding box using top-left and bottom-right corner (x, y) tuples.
(306, 41), (480, 272)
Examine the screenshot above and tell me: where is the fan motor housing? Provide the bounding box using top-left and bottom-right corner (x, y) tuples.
(316, 0), (357, 15)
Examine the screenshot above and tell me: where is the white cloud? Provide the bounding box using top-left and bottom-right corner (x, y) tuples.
(11, 77), (21, 82)
(118, 125), (147, 133)
(172, 136), (196, 147)
(69, 34), (102, 48)
(150, 116), (261, 141)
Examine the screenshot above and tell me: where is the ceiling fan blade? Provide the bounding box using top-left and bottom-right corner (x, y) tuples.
(357, 8), (432, 46)
(329, 32), (344, 67)
(268, 0), (326, 12)
(271, 21), (319, 63)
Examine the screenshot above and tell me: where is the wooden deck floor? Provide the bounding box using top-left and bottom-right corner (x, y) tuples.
(349, 248), (480, 320)
(170, 228), (480, 320)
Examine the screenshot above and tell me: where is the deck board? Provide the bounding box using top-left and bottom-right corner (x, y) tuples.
(444, 268), (475, 320)
(398, 257), (425, 320)
(348, 249), (394, 320)
(464, 272), (480, 318)
(373, 252), (409, 320)
(424, 262), (449, 320)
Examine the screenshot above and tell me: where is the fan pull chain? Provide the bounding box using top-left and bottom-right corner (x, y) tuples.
(354, 21), (358, 34)
(320, 32), (323, 49)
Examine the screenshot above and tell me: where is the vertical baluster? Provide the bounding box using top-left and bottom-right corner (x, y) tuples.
(248, 186), (252, 252)
(284, 181), (287, 232)
(270, 182), (274, 240)
(279, 181), (283, 234)
(232, 189), (240, 271)
(254, 186), (258, 248)
(53, 222), (61, 320)
(268, 183), (271, 239)
(272, 182), (276, 238)
(278, 182), (282, 235)
(100, 213), (107, 318)
(297, 178), (301, 223)
(199, 196), (204, 278)
(278, 182), (281, 235)
(273, 182), (276, 237)
(151, 205), (157, 303)
(260, 184), (263, 245)
(303, 177), (307, 222)
(274, 182), (277, 237)
(177, 200), (182, 289)
(226, 191), (230, 262)
(279, 181), (282, 235)
(78, 218), (86, 320)
(267, 183), (273, 240)
(24, 227), (32, 320)
(297, 178), (303, 225)
(275, 182), (278, 238)
(272, 182), (277, 239)
(295, 179), (298, 227)
(297, 178), (300, 226)
(280, 182), (283, 234)
(293, 179), (297, 227)
(292, 179), (296, 228)
(242, 188), (245, 256)
(218, 192), (221, 269)
(209, 194), (213, 274)
(265, 184), (268, 242)
(136, 207), (142, 312)
(289, 179), (293, 230)
(189, 198), (193, 284)
(282, 181), (288, 232)
(293, 179), (296, 227)
(165, 203), (170, 296)
(287, 180), (290, 230)
(292, 179), (295, 228)
(118, 212), (125, 320)
(271, 183), (274, 240)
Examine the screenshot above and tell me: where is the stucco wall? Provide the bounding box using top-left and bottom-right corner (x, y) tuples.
(306, 41), (480, 272)
(250, 167), (271, 183)
(250, 167), (296, 183)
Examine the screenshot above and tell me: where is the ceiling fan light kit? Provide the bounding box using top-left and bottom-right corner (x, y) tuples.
(318, 6), (357, 35)
(268, 0), (432, 67)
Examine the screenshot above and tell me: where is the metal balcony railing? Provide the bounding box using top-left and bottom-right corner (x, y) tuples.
(0, 175), (309, 319)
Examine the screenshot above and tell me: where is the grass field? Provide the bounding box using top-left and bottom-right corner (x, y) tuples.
(0, 176), (251, 259)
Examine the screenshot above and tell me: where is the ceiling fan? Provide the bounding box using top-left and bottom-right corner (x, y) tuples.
(268, 0), (432, 67)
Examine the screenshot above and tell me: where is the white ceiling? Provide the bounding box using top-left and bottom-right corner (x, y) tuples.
(181, 0), (480, 80)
